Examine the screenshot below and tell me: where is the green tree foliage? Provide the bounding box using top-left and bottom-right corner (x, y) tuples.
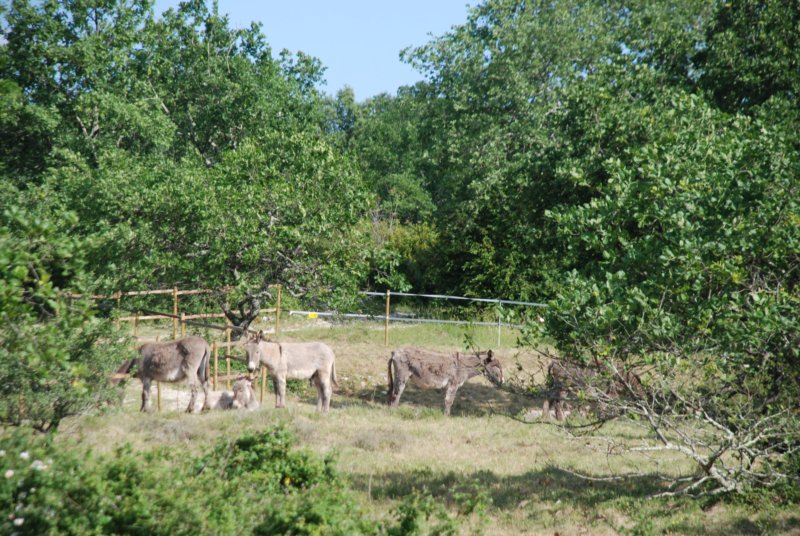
(340, 90), (438, 291)
(399, 0), (645, 298)
(0, 208), (127, 431)
(1, 0), (375, 305)
(547, 73), (799, 376)
(387, 0), (799, 492)
(696, 0), (800, 113)
(346, 92), (434, 224)
(0, 0), (379, 430)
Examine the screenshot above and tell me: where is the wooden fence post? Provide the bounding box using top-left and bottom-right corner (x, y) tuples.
(260, 367), (266, 403)
(213, 341), (218, 391)
(172, 287), (178, 339)
(115, 291), (122, 328)
(181, 312), (186, 337)
(275, 284), (282, 336)
(384, 289), (391, 346)
(226, 355), (231, 391)
(157, 381), (162, 412)
(133, 313), (139, 338)
(497, 300), (502, 347)
(226, 322), (232, 391)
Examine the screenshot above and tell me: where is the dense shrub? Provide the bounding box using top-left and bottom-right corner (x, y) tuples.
(0, 425), (462, 535)
(0, 208), (129, 432)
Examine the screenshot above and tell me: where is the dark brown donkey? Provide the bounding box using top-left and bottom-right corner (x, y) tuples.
(387, 347), (504, 416)
(116, 336), (211, 413)
(543, 359), (643, 420)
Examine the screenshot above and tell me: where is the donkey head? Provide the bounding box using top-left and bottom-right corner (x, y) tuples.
(243, 330), (266, 373)
(478, 350), (504, 386)
(231, 377), (255, 409)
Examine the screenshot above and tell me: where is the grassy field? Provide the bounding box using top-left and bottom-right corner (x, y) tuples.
(58, 318), (800, 535)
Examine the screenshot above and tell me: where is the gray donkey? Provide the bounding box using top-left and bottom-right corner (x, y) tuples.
(387, 347), (504, 416)
(116, 336), (211, 413)
(243, 331), (338, 412)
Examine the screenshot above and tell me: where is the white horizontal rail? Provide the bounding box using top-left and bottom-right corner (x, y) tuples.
(289, 310), (524, 328)
(359, 291), (547, 307)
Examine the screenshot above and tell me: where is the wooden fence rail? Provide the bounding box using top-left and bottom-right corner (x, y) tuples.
(72, 285), (281, 412)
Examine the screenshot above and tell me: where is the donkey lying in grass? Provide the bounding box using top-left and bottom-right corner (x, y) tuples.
(230, 376), (260, 410)
(387, 347), (504, 416)
(116, 336), (211, 413)
(190, 376), (259, 412)
(243, 331), (337, 412)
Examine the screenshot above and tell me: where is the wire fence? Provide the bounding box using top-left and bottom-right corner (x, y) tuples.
(292, 289), (547, 346)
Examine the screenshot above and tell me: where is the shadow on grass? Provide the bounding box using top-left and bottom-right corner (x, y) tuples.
(348, 382), (535, 417)
(349, 465), (664, 510)
(349, 468), (800, 535)
(667, 515), (800, 536)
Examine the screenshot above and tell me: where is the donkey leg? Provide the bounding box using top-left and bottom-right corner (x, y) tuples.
(140, 377), (152, 412)
(555, 389), (567, 421)
(321, 376), (333, 412)
(201, 377), (211, 411)
(313, 375), (323, 411)
(185, 370), (198, 413)
(187, 384), (199, 414)
(275, 377), (287, 408)
(444, 384), (459, 416)
(391, 378), (407, 408)
(390, 369), (410, 407)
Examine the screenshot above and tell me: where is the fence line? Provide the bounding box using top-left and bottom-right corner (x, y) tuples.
(289, 310), (525, 329)
(359, 291), (547, 308)
(71, 284), (544, 409)
(72, 283), (282, 412)
(71, 285), (282, 339)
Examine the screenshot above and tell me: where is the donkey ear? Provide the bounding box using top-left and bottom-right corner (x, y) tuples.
(486, 350), (494, 361)
(257, 330), (264, 341)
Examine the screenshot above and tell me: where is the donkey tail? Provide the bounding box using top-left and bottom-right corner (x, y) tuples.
(386, 354), (395, 406)
(331, 358), (338, 387)
(111, 358), (137, 386)
(199, 344), (211, 384)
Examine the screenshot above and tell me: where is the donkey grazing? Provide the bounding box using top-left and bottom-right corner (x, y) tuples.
(119, 336), (211, 413)
(543, 359), (643, 420)
(387, 347), (504, 416)
(243, 331), (337, 412)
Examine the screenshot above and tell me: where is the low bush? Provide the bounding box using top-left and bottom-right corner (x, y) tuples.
(0, 425), (464, 535)
(0, 209), (130, 432)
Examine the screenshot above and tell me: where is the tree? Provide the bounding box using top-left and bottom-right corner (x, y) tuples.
(541, 67), (799, 495)
(399, 0), (798, 494)
(0, 207), (127, 431)
(1, 0), (377, 324)
(401, 0), (665, 298)
(696, 0), (800, 113)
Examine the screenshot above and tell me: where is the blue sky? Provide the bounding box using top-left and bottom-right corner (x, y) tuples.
(153, 0), (474, 101)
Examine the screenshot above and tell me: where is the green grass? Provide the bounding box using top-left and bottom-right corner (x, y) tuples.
(60, 321), (800, 535)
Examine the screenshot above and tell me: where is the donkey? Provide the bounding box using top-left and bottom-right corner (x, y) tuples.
(230, 376), (260, 410)
(243, 331), (338, 412)
(117, 336), (212, 413)
(185, 377), (259, 412)
(387, 347), (504, 416)
(543, 358), (644, 420)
